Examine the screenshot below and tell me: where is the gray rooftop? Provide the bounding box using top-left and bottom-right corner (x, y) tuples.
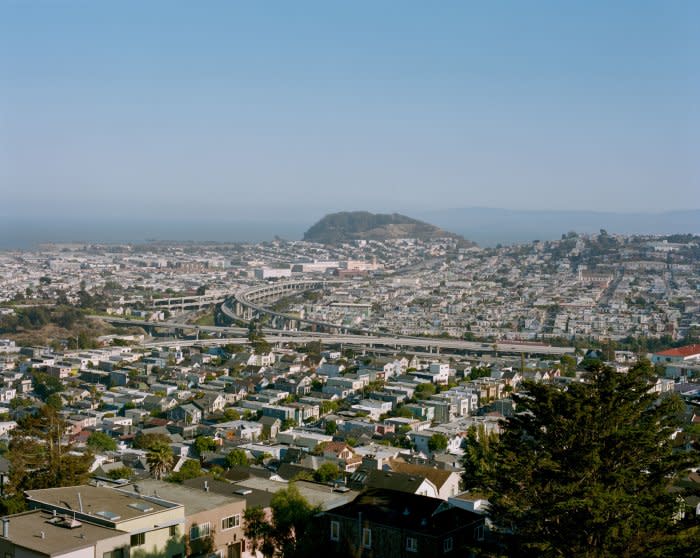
(0, 510), (127, 556)
(127, 480), (244, 515)
(25, 485), (180, 525)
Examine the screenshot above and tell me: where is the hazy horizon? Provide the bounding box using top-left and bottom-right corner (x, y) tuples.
(2, 1), (699, 224)
(1, 207), (698, 251)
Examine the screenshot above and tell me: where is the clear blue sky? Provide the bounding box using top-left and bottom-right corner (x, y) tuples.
(1, 1), (698, 221)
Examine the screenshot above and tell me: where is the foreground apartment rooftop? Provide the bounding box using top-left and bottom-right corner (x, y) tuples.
(0, 509), (128, 556)
(25, 484), (182, 524)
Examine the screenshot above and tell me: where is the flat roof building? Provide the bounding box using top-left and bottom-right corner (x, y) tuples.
(25, 485), (185, 558)
(0, 509), (130, 558)
(131, 480), (247, 558)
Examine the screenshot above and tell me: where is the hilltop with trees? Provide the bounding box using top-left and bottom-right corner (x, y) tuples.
(303, 211), (472, 245)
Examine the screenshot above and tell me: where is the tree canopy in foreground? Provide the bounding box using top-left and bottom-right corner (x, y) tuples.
(462, 359), (698, 558)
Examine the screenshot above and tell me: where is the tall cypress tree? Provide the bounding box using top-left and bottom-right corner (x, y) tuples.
(464, 359), (697, 557)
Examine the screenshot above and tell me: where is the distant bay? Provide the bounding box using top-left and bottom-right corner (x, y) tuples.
(1, 208), (698, 250)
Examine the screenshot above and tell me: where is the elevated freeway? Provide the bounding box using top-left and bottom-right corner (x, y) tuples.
(99, 279), (576, 356)
(142, 333), (574, 356)
(222, 279), (352, 332)
(151, 291), (234, 311)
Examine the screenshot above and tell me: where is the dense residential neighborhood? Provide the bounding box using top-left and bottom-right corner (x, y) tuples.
(0, 233), (698, 557)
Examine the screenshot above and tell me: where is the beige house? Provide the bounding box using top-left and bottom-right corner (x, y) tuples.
(25, 485), (185, 558)
(0, 509), (131, 558)
(134, 480), (247, 558)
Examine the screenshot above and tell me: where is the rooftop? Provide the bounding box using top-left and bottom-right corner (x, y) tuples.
(0, 510), (127, 556)
(25, 485), (181, 525)
(655, 344), (700, 358)
(183, 477), (275, 510)
(125, 480), (244, 516)
(386, 460), (455, 490)
(326, 488), (482, 533)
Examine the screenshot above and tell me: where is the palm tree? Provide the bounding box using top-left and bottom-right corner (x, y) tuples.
(146, 444), (174, 480)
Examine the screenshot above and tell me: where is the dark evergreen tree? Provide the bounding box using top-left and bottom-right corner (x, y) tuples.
(464, 359), (698, 558)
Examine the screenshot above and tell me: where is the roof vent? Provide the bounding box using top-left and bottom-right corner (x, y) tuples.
(64, 518), (82, 529)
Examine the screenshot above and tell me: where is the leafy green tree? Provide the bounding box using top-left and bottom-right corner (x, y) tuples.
(313, 462), (340, 483)
(244, 485), (322, 558)
(133, 431), (172, 451)
(291, 470), (314, 482)
(167, 459), (202, 483)
(77, 329), (98, 349)
(281, 419), (296, 431)
(469, 365), (492, 381)
(193, 435), (217, 456)
(427, 433), (448, 453)
(226, 448), (249, 468)
(393, 406), (414, 419)
(223, 408), (241, 421)
(32, 373), (64, 401)
(5, 405), (91, 505)
(559, 354), (577, 377)
(270, 484), (322, 558)
(243, 506), (275, 558)
(87, 431), (117, 452)
(45, 393), (63, 410)
(319, 400), (338, 415)
(414, 382), (436, 399)
(324, 420), (337, 435)
(466, 359), (697, 557)
(106, 466), (134, 480)
(9, 397), (32, 410)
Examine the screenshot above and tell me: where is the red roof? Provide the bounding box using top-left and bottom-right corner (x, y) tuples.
(655, 344), (700, 358)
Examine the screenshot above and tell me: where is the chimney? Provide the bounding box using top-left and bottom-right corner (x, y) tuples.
(40, 531), (45, 539)
(204, 480), (209, 492)
(2, 519), (9, 539)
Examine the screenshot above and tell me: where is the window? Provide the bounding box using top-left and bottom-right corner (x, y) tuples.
(406, 537), (418, 552)
(443, 537), (453, 553)
(330, 521), (339, 541)
(170, 525), (178, 537)
(190, 522), (211, 540)
(102, 551), (124, 558)
(362, 528), (371, 549)
(474, 525), (484, 541)
(221, 514), (241, 530)
(130, 533), (145, 547)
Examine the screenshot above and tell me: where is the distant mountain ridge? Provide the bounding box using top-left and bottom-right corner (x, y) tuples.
(303, 211), (469, 245)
